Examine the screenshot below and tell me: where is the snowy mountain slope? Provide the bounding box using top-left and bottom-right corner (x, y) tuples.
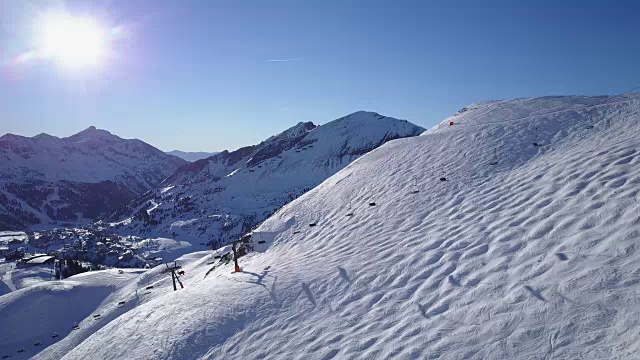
(0, 251), (214, 359)
(5, 94), (640, 359)
(165, 150), (219, 162)
(109, 112), (425, 249)
(0, 127), (186, 230)
(0, 267), (146, 358)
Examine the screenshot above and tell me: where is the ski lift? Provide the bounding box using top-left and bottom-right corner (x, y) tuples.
(532, 127), (541, 147)
(489, 147), (498, 166)
(346, 201), (354, 216)
(52, 333), (59, 339)
(72, 324), (80, 330)
(439, 168), (448, 181)
(410, 177), (419, 194)
(117, 301), (126, 308)
(33, 341), (41, 347)
(93, 314), (101, 320)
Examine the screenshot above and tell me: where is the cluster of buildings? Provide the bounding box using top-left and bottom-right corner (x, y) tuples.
(1, 228), (165, 269)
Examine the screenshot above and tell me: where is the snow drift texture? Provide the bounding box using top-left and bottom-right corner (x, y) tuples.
(0, 127), (185, 230)
(3, 94), (640, 359)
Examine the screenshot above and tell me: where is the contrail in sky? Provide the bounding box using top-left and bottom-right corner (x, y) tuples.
(267, 58), (300, 62)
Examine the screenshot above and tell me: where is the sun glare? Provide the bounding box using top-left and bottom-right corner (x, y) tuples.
(36, 13), (108, 68)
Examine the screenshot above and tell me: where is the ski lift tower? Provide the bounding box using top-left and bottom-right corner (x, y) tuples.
(231, 236), (246, 273)
(161, 261), (184, 291)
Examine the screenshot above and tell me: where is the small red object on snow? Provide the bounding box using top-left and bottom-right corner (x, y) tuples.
(235, 264), (241, 273)
(449, 121), (454, 126)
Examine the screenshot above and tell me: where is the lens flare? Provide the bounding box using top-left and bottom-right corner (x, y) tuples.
(35, 12), (109, 68)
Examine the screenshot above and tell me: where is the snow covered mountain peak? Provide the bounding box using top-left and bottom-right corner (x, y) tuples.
(65, 126), (121, 143)
(110, 111), (424, 248)
(441, 94), (629, 127)
(266, 121), (316, 141)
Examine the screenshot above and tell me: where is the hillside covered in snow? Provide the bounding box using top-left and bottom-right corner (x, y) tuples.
(108, 111), (424, 251)
(2, 94), (640, 359)
(0, 127), (186, 230)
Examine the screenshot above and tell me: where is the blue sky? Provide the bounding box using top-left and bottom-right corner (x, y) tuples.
(1, 0), (639, 152)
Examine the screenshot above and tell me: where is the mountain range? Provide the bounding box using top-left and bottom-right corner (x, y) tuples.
(0, 127), (185, 230)
(165, 150), (219, 162)
(0, 112), (423, 238)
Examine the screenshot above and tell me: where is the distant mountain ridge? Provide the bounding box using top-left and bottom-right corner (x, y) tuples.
(0, 127), (186, 230)
(166, 150), (219, 162)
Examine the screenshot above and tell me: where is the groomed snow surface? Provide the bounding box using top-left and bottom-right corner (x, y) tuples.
(2, 94), (640, 359)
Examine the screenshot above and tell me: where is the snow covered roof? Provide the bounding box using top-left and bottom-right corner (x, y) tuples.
(24, 255), (55, 264)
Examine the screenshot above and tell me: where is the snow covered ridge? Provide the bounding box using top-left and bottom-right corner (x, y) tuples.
(0, 127), (186, 230)
(108, 111), (424, 250)
(18, 94), (640, 359)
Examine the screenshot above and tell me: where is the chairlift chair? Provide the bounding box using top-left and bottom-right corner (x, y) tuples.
(410, 177), (419, 194)
(533, 127), (541, 146)
(489, 147), (498, 165)
(346, 201), (355, 215)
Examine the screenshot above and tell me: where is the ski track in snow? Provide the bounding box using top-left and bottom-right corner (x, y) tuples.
(2, 94), (640, 359)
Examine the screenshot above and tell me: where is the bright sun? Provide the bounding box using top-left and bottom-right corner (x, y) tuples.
(36, 13), (108, 68)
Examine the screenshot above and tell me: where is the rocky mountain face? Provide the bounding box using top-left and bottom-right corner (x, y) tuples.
(0, 127), (186, 230)
(108, 111), (425, 250)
